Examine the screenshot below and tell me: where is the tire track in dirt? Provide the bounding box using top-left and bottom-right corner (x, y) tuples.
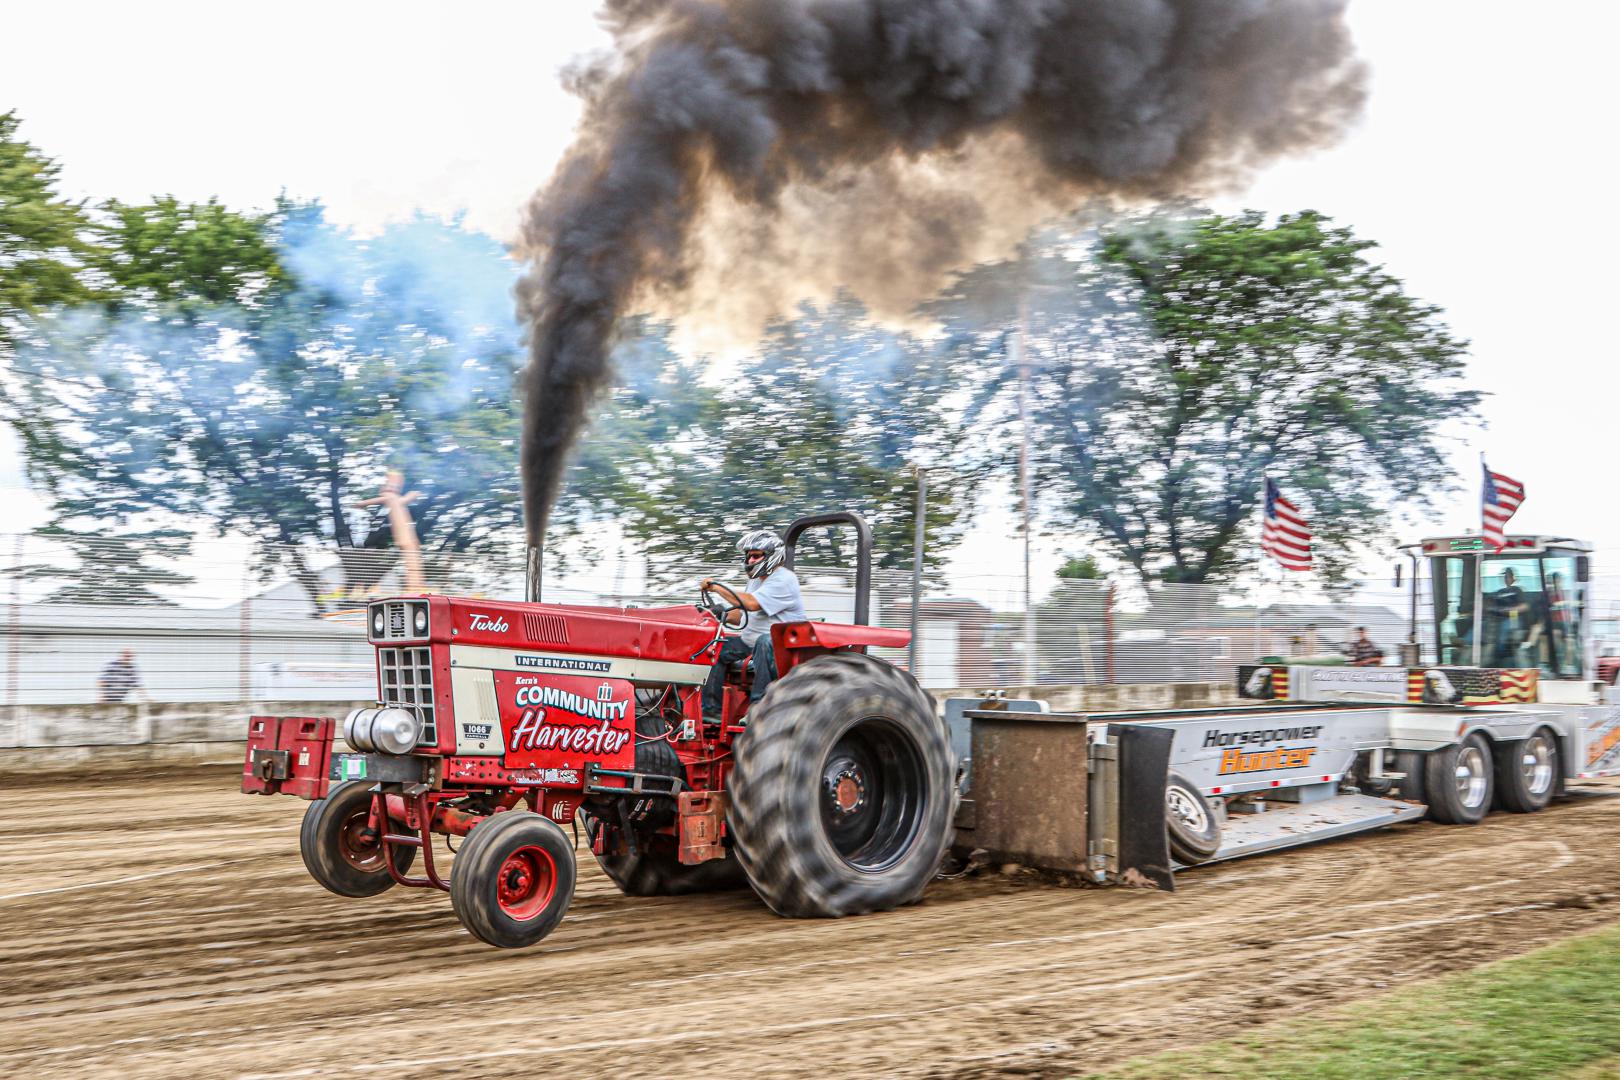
(3, 769), (1619, 1079)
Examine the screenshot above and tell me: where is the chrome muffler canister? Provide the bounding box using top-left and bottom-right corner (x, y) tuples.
(342, 706), (421, 754)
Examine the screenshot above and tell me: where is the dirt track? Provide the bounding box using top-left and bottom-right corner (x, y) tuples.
(4, 768), (1620, 1079)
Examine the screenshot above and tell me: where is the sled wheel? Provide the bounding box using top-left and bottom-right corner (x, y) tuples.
(728, 652), (955, 918)
(1392, 750), (1428, 804)
(577, 807), (749, 896)
(1496, 728), (1559, 813)
(1165, 771), (1222, 864)
(1350, 751), (1399, 797)
(450, 811), (575, 948)
(1423, 732), (1495, 825)
(300, 780), (415, 897)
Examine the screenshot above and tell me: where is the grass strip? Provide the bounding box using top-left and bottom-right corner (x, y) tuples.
(1091, 920), (1620, 1079)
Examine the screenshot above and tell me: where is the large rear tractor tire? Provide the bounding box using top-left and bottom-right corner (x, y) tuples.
(1424, 732), (1495, 825)
(577, 806), (749, 896)
(300, 780), (415, 897)
(1495, 728), (1559, 813)
(450, 811), (576, 949)
(727, 652), (955, 918)
(1165, 772), (1222, 864)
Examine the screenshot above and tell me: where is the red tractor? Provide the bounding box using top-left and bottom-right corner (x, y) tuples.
(242, 513), (957, 948)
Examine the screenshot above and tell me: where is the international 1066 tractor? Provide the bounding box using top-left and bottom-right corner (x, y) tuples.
(242, 513), (957, 948)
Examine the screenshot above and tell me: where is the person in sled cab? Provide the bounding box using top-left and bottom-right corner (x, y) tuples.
(699, 528), (808, 722)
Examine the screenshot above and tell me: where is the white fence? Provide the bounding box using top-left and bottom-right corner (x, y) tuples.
(3, 533), (1616, 704)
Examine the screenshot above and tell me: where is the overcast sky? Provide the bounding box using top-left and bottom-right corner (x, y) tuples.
(3, 1), (1617, 594)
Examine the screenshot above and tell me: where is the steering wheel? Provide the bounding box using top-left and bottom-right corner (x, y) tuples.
(699, 582), (747, 629)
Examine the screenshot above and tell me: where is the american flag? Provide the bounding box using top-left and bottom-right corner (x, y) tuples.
(1481, 463), (1526, 552)
(1261, 478), (1312, 571)
(1497, 668), (1538, 703)
(1460, 668), (1538, 704)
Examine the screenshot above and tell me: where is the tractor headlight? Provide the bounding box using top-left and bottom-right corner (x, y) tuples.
(412, 603), (429, 635)
(370, 606), (385, 638)
(372, 707), (423, 755)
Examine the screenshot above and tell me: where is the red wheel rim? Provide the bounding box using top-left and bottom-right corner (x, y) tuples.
(338, 809), (386, 873)
(496, 845), (557, 921)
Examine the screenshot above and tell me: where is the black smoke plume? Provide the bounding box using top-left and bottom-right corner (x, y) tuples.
(517, 0), (1366, 545)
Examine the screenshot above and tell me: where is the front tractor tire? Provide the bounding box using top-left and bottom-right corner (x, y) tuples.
(450, 811), (576, 949)
(727, 651), (955, 918)
(300, 780), (416, 897)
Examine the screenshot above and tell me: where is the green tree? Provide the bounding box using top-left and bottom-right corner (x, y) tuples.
(3, 201), (536, 611)
(9, 526), (193, 605)
(621, 296), (975, 583)
(98, 195), (285, 312)
(552, 316), (722, 568)
(1056, 554), (1102, 580)
(937, 212), (1479, 586)
(0, 113), (108, 480)
(0, 112), (102, 351)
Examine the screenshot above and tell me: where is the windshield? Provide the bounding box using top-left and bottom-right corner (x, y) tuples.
(1430, 550), (1585, 677)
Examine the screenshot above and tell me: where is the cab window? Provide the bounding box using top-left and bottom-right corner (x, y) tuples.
(1480, 557), (1542, 671)
(1540, 555), (1584, 678)
(1431, 555), (1475, 665)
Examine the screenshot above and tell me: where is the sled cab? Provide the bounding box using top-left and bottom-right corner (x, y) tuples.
(1422, 535), (1592, 678)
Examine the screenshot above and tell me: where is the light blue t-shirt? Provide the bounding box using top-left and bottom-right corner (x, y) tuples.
(740, 568), (808, 646)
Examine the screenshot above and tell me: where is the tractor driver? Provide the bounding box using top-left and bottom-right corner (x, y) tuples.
(700, 529), (808, 722)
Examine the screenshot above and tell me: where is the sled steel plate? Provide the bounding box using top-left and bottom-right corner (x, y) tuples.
(967, 711), (1089, 873)
(1180, 793), (1424, 867)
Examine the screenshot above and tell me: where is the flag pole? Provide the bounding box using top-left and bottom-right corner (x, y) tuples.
(1255, 476), (1266, 662)
(1473, 451), (1486, 666)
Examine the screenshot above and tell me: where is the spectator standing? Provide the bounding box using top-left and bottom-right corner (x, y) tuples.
(1349, 626), (1384, 667)
(99, 648), (144, 704)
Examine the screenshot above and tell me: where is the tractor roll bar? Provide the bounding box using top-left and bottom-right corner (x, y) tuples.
(783, 511), (873, 626)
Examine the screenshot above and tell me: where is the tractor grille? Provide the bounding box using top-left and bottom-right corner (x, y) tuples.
(378, 646), (437, 748)
(523, 612), (569, 644)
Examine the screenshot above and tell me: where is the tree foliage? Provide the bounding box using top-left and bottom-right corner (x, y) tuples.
(1056, 553), (1102, 580)
(10, 525), (194, 605)
(616, 296), (975, 583)
(937, 212), (1479, 585)
(3, 114), (1480, 603)
(99, 195), (285, 312)
(3, 199), (534, 610)
(0, 112), (101, 354)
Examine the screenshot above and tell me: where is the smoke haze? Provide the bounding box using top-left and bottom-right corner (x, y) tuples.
(517, 0), (1367, 544)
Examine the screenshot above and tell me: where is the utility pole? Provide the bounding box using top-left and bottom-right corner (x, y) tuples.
(909, 465), (927, 675)
(1016, 299), (1035, 686)
(7, 533), (20, 707)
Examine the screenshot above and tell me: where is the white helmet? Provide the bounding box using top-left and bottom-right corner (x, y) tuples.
(737, 529), (786, 580)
